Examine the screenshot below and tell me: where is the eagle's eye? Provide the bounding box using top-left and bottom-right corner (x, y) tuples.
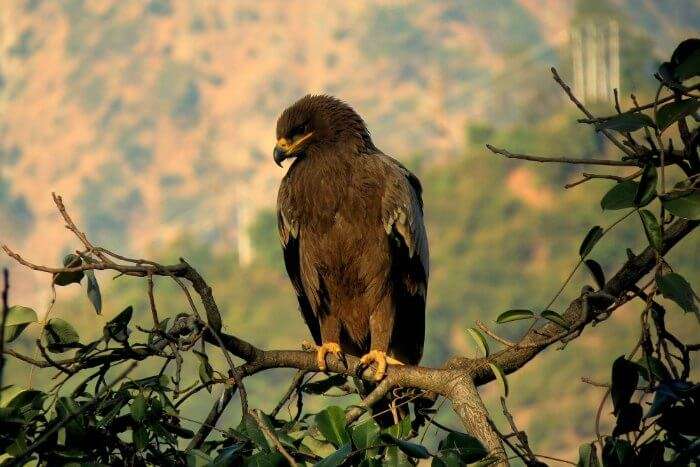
(289, 122), (311, 141)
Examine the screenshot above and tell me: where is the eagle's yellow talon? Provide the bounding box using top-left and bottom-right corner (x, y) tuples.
(316, 342), (342, 371)
(359, 350), (404, 380)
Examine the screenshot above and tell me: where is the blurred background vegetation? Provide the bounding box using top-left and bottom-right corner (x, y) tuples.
(1, 0), (698, 460)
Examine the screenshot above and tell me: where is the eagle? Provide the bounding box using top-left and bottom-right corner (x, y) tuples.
(274, 95), (428, 381)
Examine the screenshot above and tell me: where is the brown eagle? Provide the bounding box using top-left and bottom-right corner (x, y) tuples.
(274, 95), (428, 380)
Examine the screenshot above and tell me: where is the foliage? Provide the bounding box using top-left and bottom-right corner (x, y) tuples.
(1, 38), (699, 466)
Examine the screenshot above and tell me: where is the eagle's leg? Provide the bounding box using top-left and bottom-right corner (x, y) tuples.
(360, 302), (403, 380)
(359, 350), (404, 380)
(316, 342), (343, 371)
(316, 316), (344, 371)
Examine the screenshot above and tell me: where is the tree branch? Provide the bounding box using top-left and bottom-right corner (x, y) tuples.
(486, 144), (638, 166)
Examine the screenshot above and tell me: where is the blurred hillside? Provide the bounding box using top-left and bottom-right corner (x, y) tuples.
(1, 0), (699, 303)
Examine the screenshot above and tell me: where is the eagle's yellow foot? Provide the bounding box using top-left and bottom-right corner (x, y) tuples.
(359, 350), (404, 380)
(316, 342), (343, 371)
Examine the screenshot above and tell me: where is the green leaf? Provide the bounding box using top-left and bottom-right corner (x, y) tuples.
(675, 48), (700, 80)
(382, 445), (412, 467)
(540, 310), (569, 330)
(577, 442), (600, 467)
(244, 451), (285, 467)
(131, 394), (146, 422)
(4, 389), (45, 411)
(438, 432), (488, 464)
(44, 318), (81, 353)
(612, 403), (642, 437)
(104, 306), (133, 343)
(2, 305), (37, 343)
(5, 430), (28, 457)
(579, 226), (603, 257)
(488, 363), (508, 398)
(657, 272), (698, 313)
(85, 270), (102, 314)
(584, 259), (606, 289)
(314, 443), (351, 467)
(634, 165), (657, 207)
(194, 351), (214, 392)
(123, 374), (170, 391)
(314, 406), (349, 447)
(662, 190), (700, 220)
(601, 181), (638, 210)
(495, 309), (534, 324)
(634, 356), (671, 382)
(350, 418), (380, 450)
(610, 356), (639, 415)
(210, 444), (245, 467)
(432, 452), (462, 467)
(53, 254), (85, 286)
(638, 210), (662, 251)
(602, 437), (634, 467)
(133, 425), (148, 451)
(655, 99), (700, 132)
(465, 327), (489, 357)
(379, 433), (430, 459)
(243, 412), (270, 451)
(55, 396), (85, 444)
(383, 416), (411, 439)
(595, 112), (655, 132)
(300, 436), (335, 459)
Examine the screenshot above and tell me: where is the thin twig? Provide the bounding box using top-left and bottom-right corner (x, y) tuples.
(532, 453), (577, 465)
(52, 193), (110, 263)
(565, 169), (643, 189)
(487, 144), (637, 166)
(270, 370), (306, 418)
(586, 83), (700, 119)
(187, 386), (236, 451)
(252, 409), (298, 466)
(581, 377), (650, 391)
(29, 281), (57, 389)
(500, 397), (536, 462)
(146, 274), (160, 326)
(475, 320), (516, 347)
(550, 67), (635, 157)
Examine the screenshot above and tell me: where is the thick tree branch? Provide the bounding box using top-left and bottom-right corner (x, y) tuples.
(445, 218), (697, 381)
(450, 375), (508, 466)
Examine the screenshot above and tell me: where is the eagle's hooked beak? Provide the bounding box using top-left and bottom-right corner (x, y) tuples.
(273, 143), (287, 167)
(273, 133), (314, 167)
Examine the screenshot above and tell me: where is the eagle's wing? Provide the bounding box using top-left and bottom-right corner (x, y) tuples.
(277, 178), (322, 345)
(379, 154), (429, 364)
(380, 154), (429, 282)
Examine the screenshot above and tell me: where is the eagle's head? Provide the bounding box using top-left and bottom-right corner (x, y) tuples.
(273, 95), (376, 167)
